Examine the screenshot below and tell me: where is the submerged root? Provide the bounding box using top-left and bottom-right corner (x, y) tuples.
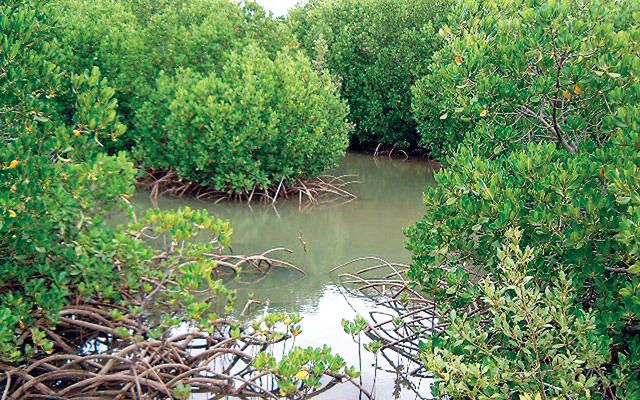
(138, 168), (358, 206)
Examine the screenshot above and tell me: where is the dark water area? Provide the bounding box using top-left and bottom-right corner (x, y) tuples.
(132, 153), (438, 399)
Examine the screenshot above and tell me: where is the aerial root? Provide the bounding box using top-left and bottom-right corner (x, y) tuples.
(332, 257), (446, 366)
(0, 248), (374, 399)
(1, 301), (368, 399)
(139, 168), (358, 206)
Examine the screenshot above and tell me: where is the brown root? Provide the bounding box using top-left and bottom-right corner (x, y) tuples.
(0, 250), (370, 399)
(137, 168), (358, 206)
(331, 257), (444, 367)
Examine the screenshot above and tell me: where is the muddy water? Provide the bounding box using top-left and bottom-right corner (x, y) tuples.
(134, 153), (437, 399)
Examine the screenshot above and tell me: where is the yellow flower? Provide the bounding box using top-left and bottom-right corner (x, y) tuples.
(8, 160), (19, 169)
(574, 85), (584, 95)
(295, 370), (309, 380)
(480, 109), (489, 118)
(562, 91), (573, 99)
(73, 129), (82, 137)
(8, 210), (17, 218)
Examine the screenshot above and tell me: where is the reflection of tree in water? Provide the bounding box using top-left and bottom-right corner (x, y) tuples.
(332, 257), (439, 399)
(132, 154), (436, 312)
(126, 154), (438, 398)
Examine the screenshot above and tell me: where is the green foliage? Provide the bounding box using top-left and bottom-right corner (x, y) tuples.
(1, 6), (362, 399)
(49, 0), (348, 191)
(173, 383), (193, 400)
(412, 0), (640, 158)
(0, 0), (140, 356)
(0, 0), (64, 124)
(341, 315), (368, 336)
(253, 345), (351, 397)
(127, 207), (239, 330)
(0, 1), (237, 364)
(406, 109), (640, 396)
(406, 3), (640, 390)
(129, 0), (292, 75)
(48, 0), (143, 133)
(135, 45), (350, 192)
(288, 0), (451, 149)
(424, 229), (608, 398)
(50, 0), (296, 141)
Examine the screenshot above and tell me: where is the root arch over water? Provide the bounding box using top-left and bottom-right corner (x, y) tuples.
(1, 250), (371, 400)
(331, 258), (448, 376)
(140, 168), (358, 207)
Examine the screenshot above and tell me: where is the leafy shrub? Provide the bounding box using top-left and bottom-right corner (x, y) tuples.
(51, 0), (295, 135)
(288, 0), (451, 149)
(253, 345), (360, 398)
(0, 0), (138, 361)
(406, 110), (640, 396)
(48, 0), (143, 131)
(407, 3), (640, 394)
(424, 229), (608, 398)
(133, 0), (286, 75)
(1, 8), (363, 400)
(135, 45), (350, 192)
(50, 0), (345, 192)
(1, 0), (65, 125)
(0, 1), (232, 363)
(412, 0), (640, 158)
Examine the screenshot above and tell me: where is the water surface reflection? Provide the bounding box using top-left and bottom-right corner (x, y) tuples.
(134, 153), (437, 399)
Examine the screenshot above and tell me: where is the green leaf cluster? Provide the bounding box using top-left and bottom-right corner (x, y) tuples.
(135, 45), (349, 192)
(48, 0), (350, 191)
(411, 0), (640, 158)
(407, 79), (640, 400)
(406, 1), (640, 397)
(288, 0), (452, 149)
(0, 1), (238, 363)
(253, 345), (352, 397)
(407, 118), (640, 396)
(424, 229), (608, 398)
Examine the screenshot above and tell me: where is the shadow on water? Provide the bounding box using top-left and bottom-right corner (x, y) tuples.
(132, 153), (438, 399)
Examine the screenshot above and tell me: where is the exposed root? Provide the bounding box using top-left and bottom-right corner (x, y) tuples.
(205, 248), (306, 284)
(0, 250), (370, 399)
(372, 144), (409, 160)
(331, 258), (444, 366)
(2, 311), (286, 399)
(138, 168), (358, 206)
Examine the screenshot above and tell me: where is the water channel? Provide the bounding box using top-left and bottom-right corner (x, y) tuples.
(133, 153), (437, 399)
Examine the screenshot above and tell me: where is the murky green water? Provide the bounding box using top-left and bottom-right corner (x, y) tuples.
(133, 153), (437, 399)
